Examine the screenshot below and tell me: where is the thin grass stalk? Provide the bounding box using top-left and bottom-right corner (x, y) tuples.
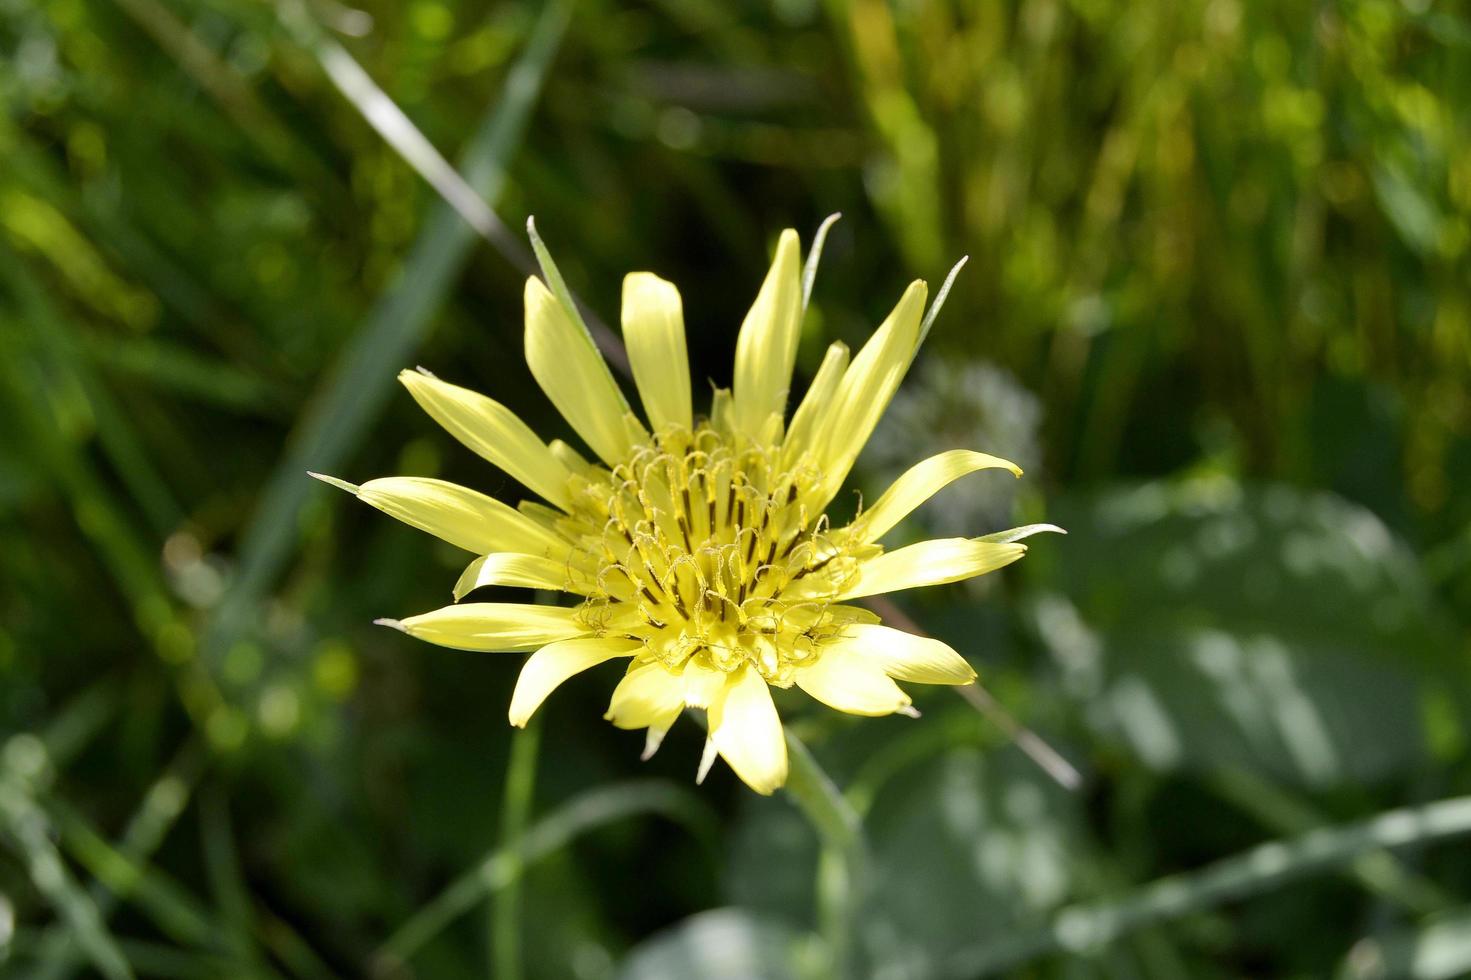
(861, 594), (1081, 790)
(948, 795), (1471, 976)
(373, 780), (719, 969)
(0, 745), (133, 980)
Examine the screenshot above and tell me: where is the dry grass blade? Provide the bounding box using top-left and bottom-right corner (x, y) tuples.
(199, 0), (572, 672)
(862, 594), (1082, 791)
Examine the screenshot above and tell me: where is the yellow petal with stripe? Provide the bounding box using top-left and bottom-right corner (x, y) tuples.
(852, 450), (1022, 543)
(398, 370), (574, 510)
(312, 474), (567, 557)
(836, 538), (1026, 600)
(509, 636), (641, 726)
(524, 276), (647, 466)
(709, 664), (787, 795)
(795, 645), (912, 716)
(605, 661), (686, 730)
(830, 624), (975, 684)
(453, 553), (594, 601)
(382, 602), (586, 652)
(812, 280), (928, 502)
(622, 272), (692, 432)
(731, 230), (802, 438)
(782, 340), (849, 468)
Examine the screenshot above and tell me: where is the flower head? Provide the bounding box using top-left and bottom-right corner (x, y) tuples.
(316, 224), (1053, 794)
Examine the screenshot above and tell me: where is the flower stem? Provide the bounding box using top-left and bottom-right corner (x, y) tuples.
(783, 730), (867, 977)
(492, 714), (541, 980)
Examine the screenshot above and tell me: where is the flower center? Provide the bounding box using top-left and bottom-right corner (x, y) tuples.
(557, 424), (875, 684)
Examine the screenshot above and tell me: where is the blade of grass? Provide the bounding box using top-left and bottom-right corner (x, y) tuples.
(255, 911), (340, 980)
(79, 333), (282, 417)
(12, 933), (237, 980)
(275, 0), (531, 267)
(947, 795), (1471, 977)
(0, 270), (227, 735)
(373, 779), (719, 969)
(104, 0), (312, 177)
(1211, 768), (1455, 915)
(197, 0), (570, 673)
(40, 683), (121, 770)
(200, 787), (263, 968)
(283, 0), (626, 367)
(0, 744), (134, 980)
(48, 801), (221, 951)
(49, 792), (336, 980)
(1, 254), (182, 548)
(32, 742), (207, 980)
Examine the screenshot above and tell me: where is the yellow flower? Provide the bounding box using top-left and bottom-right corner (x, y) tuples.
(315, 226), (1053, 794)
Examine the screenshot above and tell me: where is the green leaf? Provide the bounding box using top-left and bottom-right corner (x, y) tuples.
(616, 909), (815, 980)
(1033, 480), (1459, 786)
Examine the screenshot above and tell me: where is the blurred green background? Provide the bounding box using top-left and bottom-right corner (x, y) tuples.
(3, 0), (1471, 976)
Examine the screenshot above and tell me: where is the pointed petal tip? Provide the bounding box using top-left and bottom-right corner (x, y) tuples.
(526, 214), (538, 235)
(308, 472), (359, 495)
(695, 736), (719, 785)
(373, 617), (406, 632)
(979, 523), (1066, 545)
(898, 705), (921, 719)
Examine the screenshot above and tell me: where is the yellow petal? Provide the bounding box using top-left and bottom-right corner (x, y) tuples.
(312, 474), (566, 557)
(453, 553), (593, 601)
(853, 450), (1022, 543)
(398, 370), (574, 511)
(681, 659), (727, 709)
(812, 280), (928, 503)
(524, 276), (646, 466)
(708, 665), (787, 795)
(836, 538), (1026, 600)
(547, 438), (593, 475)
(605, 661), (686, 730)
(509, 636), (641, 726)
(642, 716), (679, 761)
(782, 340), (849, 469)
(830, 624), (976, 684)
(731, 230), (802, 438)
(382, 602), (587, 652)
(622, 272), (692, 432)
(795, 645), (912, 716)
